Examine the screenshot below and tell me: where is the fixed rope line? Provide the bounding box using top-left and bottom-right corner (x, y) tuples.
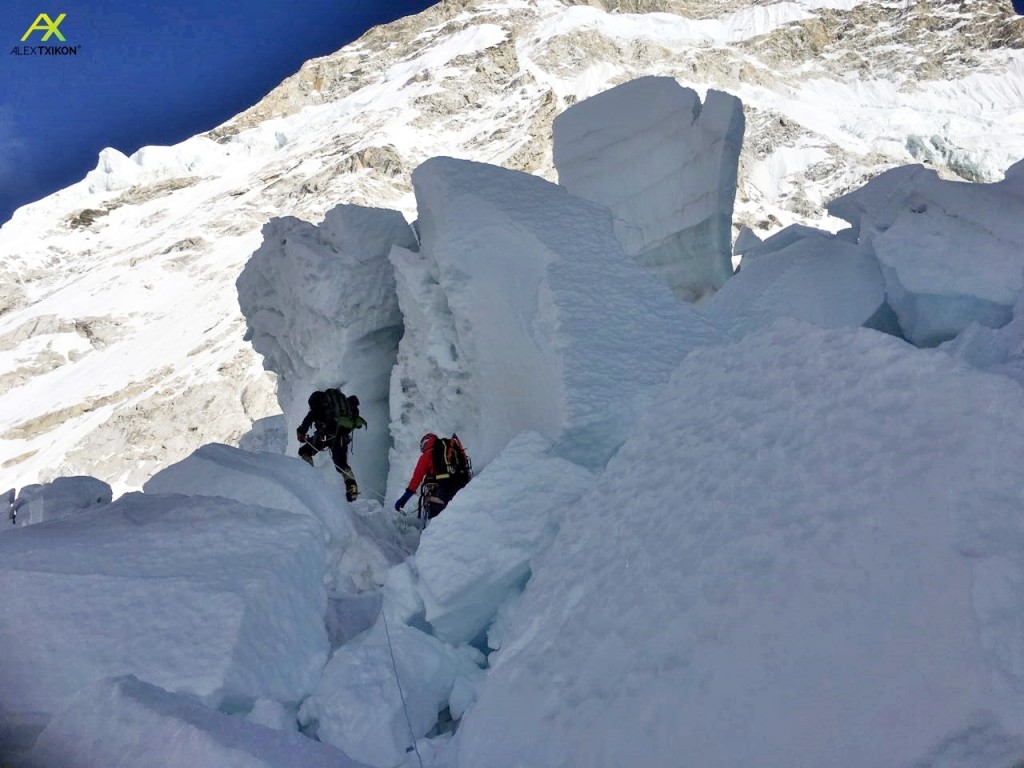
(361, 485), (387, 503)
(380, 607), (424, 768)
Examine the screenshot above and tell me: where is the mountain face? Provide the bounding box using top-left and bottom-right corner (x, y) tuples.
(1, 0), (1021, 494)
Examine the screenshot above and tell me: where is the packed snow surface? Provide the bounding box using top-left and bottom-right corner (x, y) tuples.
(26, 675), (369, 768)
(457, 319), (1024, 768)
(298, 617), (482, 766)
(0, 490), (329, 744)
(143, 443), (403, 593)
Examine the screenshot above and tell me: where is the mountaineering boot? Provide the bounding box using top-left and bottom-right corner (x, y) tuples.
(300, 454), (314, 467)
(340, 466), (359, 502)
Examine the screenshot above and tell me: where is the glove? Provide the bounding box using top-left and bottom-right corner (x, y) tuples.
(394, 490), (414, 512)
(296, 429), (307, 443)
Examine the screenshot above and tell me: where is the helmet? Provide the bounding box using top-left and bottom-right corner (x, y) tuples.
(420, 433), (438, 452)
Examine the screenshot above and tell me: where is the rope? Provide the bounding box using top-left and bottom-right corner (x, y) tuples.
(361, 485), (388, 503)
(380, 607), (425, 768)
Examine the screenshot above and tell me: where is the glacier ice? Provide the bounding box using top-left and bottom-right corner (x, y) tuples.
(828, 162), (1024, 346)
(388, 155), (724, 494)
(553, 76), (743, 302)
(237, 204), (417, 501)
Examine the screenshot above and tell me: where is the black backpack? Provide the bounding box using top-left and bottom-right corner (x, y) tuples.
(430, 434), (472, 496)
(310, 388), (363, 433)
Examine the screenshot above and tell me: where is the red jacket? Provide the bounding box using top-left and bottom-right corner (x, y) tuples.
(405, 434), (437, 493)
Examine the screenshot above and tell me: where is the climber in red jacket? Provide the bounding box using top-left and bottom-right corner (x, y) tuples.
(394, 432), (471, 522)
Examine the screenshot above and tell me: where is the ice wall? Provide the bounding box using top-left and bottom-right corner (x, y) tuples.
(553, 76), (744, 302)
(705, 225), (891, 338)
(3, 476), (111, 531)
(940, 289), (1024, 389)
(237, 204), (417, 500)
(413, 431), (593, 647)
(387, 156), (724, 500)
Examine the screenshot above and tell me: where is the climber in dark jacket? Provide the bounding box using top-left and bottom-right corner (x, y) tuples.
(297, 389), (366, 502)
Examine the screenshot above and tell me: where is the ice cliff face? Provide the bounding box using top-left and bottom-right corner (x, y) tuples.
(0, 0), (1021, 491)
(390, 156), (724, 482)
(553, 77), (744, 302)
(236, 205), (418, 499)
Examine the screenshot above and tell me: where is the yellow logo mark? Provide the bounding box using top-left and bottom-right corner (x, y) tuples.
(21, 13), (66, 42)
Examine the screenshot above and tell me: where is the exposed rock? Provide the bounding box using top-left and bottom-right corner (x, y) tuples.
(505, 90), (562, 175)
(337, 145), (406, 177)
(66, 208), (108, 229)
(0, 277), (24, 317)
(3, 367), (173, 442)
(0, 350), (68, 396)
(533, 29), (621, 74)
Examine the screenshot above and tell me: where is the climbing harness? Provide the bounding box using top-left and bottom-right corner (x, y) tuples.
(416, 482), (447, 529)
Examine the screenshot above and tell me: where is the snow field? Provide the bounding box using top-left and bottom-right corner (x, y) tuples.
(6, 64), (1024, 767)
(457, 319), (1024, 767)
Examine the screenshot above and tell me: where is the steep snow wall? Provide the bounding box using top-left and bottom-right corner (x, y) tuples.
(387, 156), (724, 499)
(553, 76), (744, 303)
(237, 204), (417, 500)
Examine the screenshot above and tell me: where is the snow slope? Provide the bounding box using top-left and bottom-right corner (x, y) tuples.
(1, 0), (1021, 493)
(458, 319), (1024, 767)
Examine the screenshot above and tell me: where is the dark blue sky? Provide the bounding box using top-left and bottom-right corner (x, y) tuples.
(0, 1), (437, 225)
